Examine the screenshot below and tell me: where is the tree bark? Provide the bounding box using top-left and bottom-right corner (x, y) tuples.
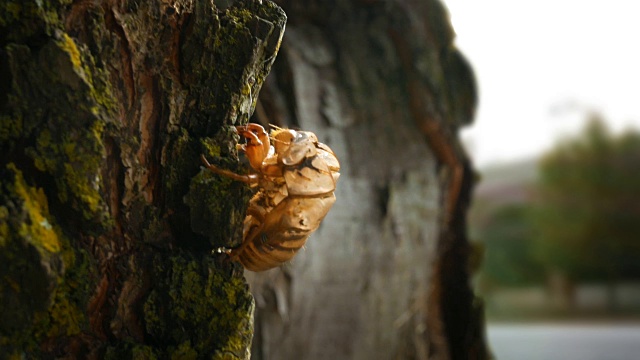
(246, 1), (488, 359)
(1, 0), (489, 359)
(1, 0), (285, 358)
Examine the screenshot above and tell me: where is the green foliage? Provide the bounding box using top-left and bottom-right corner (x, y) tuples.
(478, 204), (544, 287)
(533, 116), (640, 282)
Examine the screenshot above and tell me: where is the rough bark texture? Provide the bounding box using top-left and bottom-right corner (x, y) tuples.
(246, 1), (488, 359)
(0, 0), (285, 358)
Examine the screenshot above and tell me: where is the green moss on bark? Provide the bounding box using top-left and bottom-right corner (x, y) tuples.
(163, 1), (286, 248)
(180, 1), (286, 131)
(141, 252), (254, 359)
(185, 167), (249, 249)
(185, 127), (251, 248)
(163, 123), (250, 250)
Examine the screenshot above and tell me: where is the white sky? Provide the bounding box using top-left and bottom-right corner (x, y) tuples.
(442, 0), (640, 167)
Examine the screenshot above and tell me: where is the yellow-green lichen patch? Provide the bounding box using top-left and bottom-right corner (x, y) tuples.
(179, 3), (270, 129)
(11, 165), (61, 254)
(0, 164), (97, 355)
(0, 0), (74, 42)
(142, 290), (163, 335)
(42, 286), (83, 337)
(0, 163), (65, 353)
(2, 31), (116, 230)
(31, 118), (109, 225)
(171, 341), (198, 360)
(163, 128), (199, 205)
(57, 32), (82, 71)
(3, 163), (60, 254)
(0, 115), (23, 146)
(132, 345), (160, 360)
(31, 247), (95, 352)
(142, 253), (254, 358)
(0, 206), (9, 246)
(104, 343), (159, 360)
(0, 2), (22, 25)
(201, 137), (222, 159)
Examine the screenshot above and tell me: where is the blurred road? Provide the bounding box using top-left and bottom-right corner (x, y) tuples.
(488, 323), (640, 360)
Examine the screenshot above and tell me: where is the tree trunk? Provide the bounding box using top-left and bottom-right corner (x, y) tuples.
(1, 0), (488, 359)
(246, 1), (488, 359)
(1, 0), (284, 358)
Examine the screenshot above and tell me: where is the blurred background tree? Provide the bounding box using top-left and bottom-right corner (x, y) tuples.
(472, 113), (640, 316)
(533, 114), (640, 289)
(479, 204), (543, 289)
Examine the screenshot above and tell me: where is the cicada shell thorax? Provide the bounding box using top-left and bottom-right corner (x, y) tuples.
(270, 129), (340, 195)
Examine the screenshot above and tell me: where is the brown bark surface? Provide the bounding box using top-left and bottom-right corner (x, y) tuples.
(1, 0), (284, 358)
(247, 1), (488, 359)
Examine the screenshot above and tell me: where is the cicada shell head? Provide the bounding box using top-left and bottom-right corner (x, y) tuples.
(271, 128), (296, 157)
(271, 130), (317, 166)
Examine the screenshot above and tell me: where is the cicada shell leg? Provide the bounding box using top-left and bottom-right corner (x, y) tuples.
(229, 204), (266, 262)
(229, 225), (261, 261)
(200, 154), (259, 185)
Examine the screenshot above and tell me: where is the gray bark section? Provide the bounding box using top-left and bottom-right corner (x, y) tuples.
(247, 1), (483, 359)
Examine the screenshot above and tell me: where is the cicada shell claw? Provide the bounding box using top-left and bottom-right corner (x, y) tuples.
(200, 154), (259, 185)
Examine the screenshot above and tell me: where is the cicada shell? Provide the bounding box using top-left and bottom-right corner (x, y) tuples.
(202, 124), (340, 271)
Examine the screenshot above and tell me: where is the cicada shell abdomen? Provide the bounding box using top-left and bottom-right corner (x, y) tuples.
(235, 194), (336, 271)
